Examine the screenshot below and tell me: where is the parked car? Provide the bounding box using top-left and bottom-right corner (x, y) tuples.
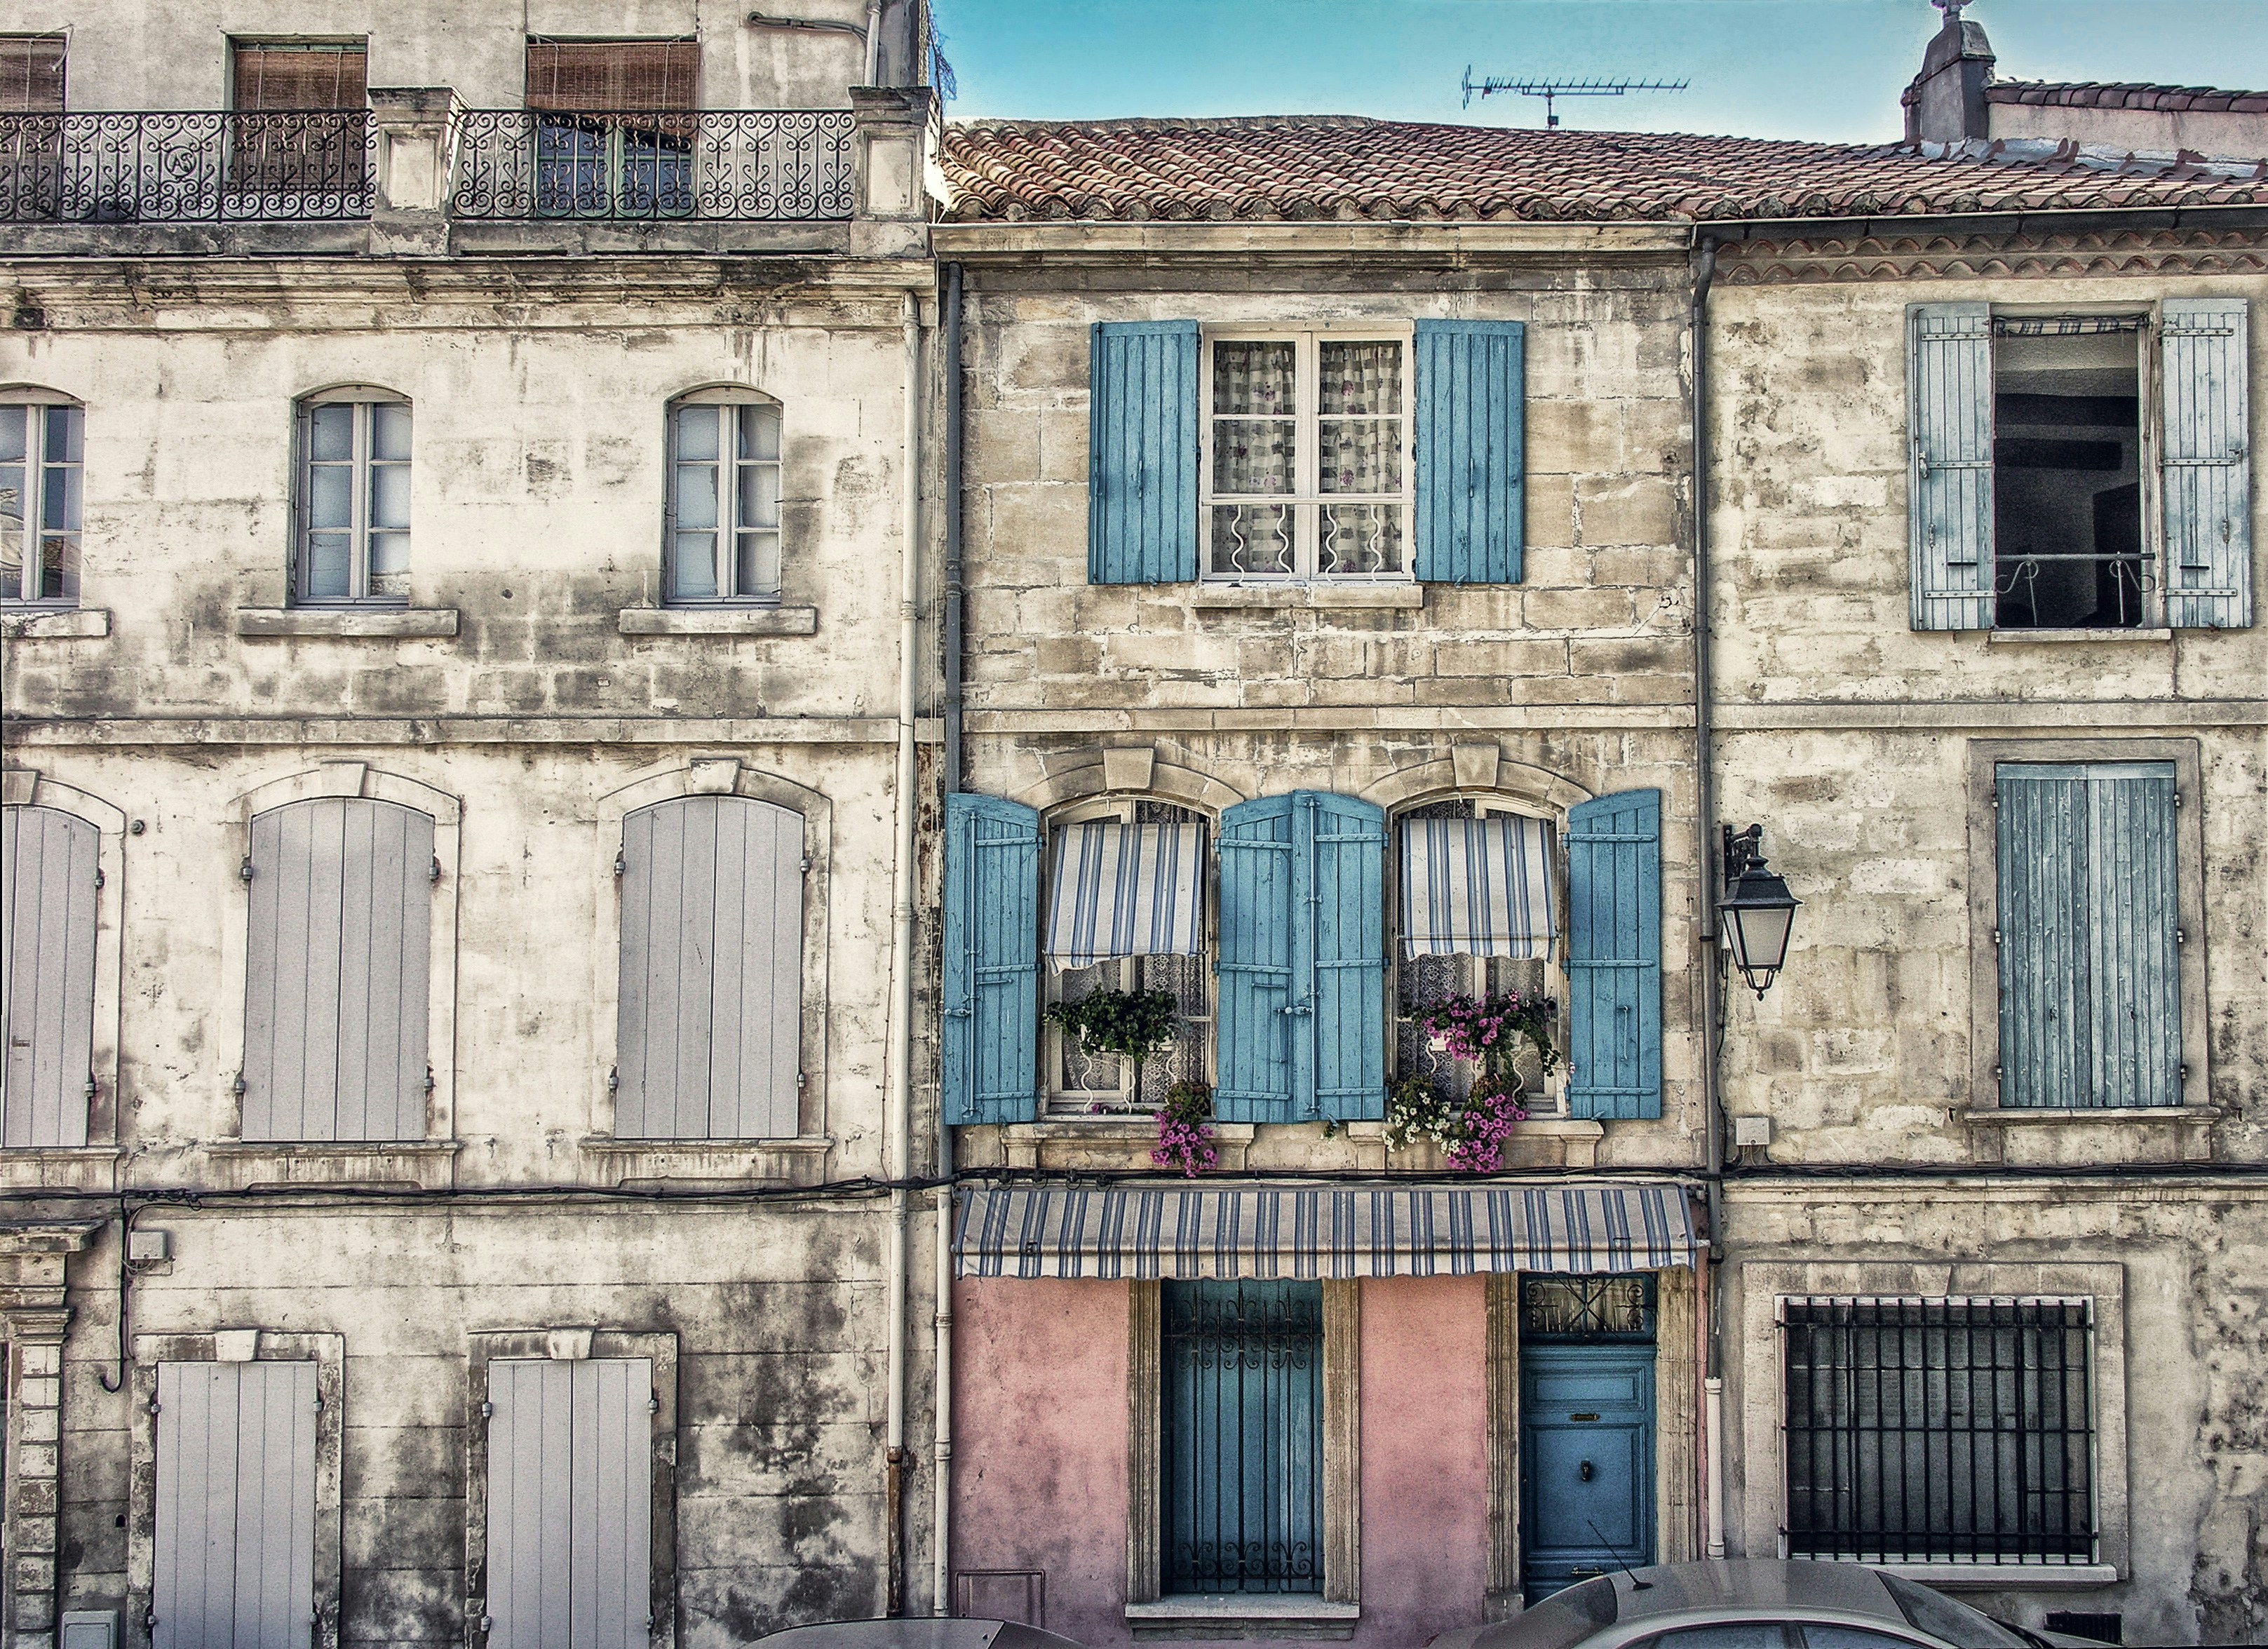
(1425, 1561), (2100, 1649)
(760, 1621), (1085, 1649)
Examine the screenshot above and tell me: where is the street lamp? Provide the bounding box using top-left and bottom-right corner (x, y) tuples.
(1718, 825), (1801, 997)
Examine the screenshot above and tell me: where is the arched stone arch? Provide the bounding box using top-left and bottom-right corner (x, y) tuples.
(1011, 747), (1247, 817)
(1360, 744), (1595, 821)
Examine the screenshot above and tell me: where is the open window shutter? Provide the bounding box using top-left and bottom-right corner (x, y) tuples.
(1908, 302), (1995, 631)
(1304, 793), (1387, 1122)
(1215, 796), (1297, 1123)
(2161, 298), (2253, 629)
(1, 806), (97, 1148)
(1566, 788), (1662, 1120)
(1413, 319), (1525, 584)
(943, 794), (1039, 1125)
(1089, 321), (1199, 584)
(153, 1361), (317, 1649)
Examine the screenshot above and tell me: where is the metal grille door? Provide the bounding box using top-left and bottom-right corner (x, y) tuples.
(1162, 1280), (1323, 1594)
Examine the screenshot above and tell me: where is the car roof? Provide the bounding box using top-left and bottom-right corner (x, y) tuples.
(1609, 1561), (1905, 1626)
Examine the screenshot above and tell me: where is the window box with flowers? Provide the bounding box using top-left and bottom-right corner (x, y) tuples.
(1388, 992), (1562, 1173)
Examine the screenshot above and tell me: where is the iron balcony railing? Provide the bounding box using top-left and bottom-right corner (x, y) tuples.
(0, 107), (858, 225)
(451, 109), (855, 221)
(0, 111), (374, 224)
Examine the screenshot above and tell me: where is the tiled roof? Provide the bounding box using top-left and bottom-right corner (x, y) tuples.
(1988, 79), (2268, 114)
(938, 115), (2268, 224)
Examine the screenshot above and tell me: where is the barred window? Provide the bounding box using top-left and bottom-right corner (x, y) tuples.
(1781, 1297), (2095, 1565)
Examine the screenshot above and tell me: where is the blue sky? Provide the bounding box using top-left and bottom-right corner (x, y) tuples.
(933, 1), (2266, 147)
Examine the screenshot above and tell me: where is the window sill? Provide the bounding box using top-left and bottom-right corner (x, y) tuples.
(0, 607), (109, 639)
(202, 1140), (459, 1190)
(1985, 627), (2172, 645)
(235, 607), (460, 639)
(1854, 1563), (2119, 1590)
(580, 1135), (832, 1187)
(1192, 584), (1424, 612)
(1963, 1106), (2220, 1124)
(618, 605), (819, 636)
(0, 1146), (121, 1192)
(1126, 1598), (1358, 1641)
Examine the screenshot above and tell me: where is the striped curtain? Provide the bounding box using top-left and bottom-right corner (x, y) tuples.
(1398, 814), (1555, 959)
(1045, 822), (1206, 967)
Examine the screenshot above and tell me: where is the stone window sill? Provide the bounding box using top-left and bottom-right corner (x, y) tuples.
(202, 1140), (459, 1190)
(0, 1146), (122, 1192)
(1126, 1598), (1358, 1641)
(581, 1135), (832, 1187)
(0, 607), (109, 639)
(1985, 627), (2172, 645)
(618, 606), (819, 636)
(236, 607), (460, 639)
(1964, 1105), (2217, 1165)
(1863, 1562), (2119, 1590)
(1192, 584), (1424, 612)
(1962, 1106), (2219, 1124)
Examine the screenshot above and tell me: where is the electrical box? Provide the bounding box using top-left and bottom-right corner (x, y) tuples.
(1732, 1115), (1774, 1148)
(126, 1229), (170, 1263)
(61, 1611), (121, 1649)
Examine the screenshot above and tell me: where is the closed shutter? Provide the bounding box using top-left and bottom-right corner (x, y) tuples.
(1997, 763), (2179, 1109)
(1, 805), (97, 1147)
(943, 794), (1040, 1125)
(1908, 302), (1996, 631)
(2161, 298), (2253, 629)
(152, 1360), (317, 1649)
(231, 46), (367, 109)
(1566, 789), (1663, 1120)
(242, 797), (432, 1143)
(0, 36), (66, 112)
(616, 797), (802, 1140)
(1089, 322), (1201, 584)
(1218, 793), (1387, 1124)
(525, 41), (698, 110)
(485, 1358), (654, 1649)
(1412, 319), (1525, 584)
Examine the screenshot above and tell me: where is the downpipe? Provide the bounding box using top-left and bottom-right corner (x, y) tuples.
(933, 261), (966, 1617)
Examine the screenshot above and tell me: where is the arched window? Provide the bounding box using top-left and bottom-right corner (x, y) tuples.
(615, 794), (803, 1139)
(295, 388), (410, 605)
(665, 389), (782, 605)
(1, 803), (97, 1145)
(0, 391), (83, 605)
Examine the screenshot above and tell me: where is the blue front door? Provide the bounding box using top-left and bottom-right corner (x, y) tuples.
(1520, 1344), (1655, 1602)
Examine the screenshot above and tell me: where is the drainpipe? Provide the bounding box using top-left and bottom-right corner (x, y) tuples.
(886, 290), (923, 1615)
(863, 0), (884, 84)
(1689, 231), (1729, 1561)
(933, 260), (966, 1617)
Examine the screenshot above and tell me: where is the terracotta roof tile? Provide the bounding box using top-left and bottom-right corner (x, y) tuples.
(1987, 79), (2268, 114)
(938, 114), (2268, 224)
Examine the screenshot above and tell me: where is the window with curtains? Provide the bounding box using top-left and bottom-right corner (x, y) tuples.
(0, 397), (83, 605)
(666, 393), (783, 605)
(1909, 301), (2253, 631)
(230, 41), (370, 194)
(1995, 762), (2180, 1110)
(525, 38), (698, 219)
(295, 391), (410, 605)
(1391, 798), (1564, 1111)
(1042, 799), (1211, 1115)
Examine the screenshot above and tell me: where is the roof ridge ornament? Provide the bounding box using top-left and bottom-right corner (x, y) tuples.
(1933, 0), (1973, 19)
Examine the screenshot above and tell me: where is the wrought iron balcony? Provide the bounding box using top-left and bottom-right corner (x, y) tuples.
(0, 111), (374, 224)
(452, 109), (855, 221)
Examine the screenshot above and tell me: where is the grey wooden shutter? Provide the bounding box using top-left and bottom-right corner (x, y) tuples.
(242, 797), (433, 1142)
(615, 796), (802, 1140)
(1, 805), (97, 1147)
(1908, 302), (1996, 631)
(485, 1358), (654, 1649)
(152, 1360), (318, 1649)
(2161, 297), (2253, 629)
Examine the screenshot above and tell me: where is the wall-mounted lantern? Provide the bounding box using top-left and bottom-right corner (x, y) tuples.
(1718, 824), (1801, 997)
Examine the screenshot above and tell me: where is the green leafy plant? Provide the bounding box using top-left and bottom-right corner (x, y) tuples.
(1046, 988), (1180, 1064)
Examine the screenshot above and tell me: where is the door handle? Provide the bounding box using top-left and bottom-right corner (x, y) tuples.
(1579, 1460), (1594, 1483)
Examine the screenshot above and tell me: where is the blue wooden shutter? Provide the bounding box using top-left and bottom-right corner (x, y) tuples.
(153, 1361), (317, 1649)
(1089, 321), (1200, 584)
(1908, 302), (1996, 631)
(1997, 763), (2178, 1109)
(1566, 789), (1662, 1120)
(1305, 793), (1387, 1122)
(943, 793), (1040, 1125)
(1, 805), (98, 1148)
(1216, 796), (1297, 1122)
(1413, 320), (1525, 584)
(2161, 298), (2253, 629)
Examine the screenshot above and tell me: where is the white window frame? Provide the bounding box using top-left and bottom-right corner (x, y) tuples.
(1199, 325), (1414, 586)
(664, 388), (783, 607)
(293, 386), (411, 608)
(0, 391), (83, 608)
(1041, 795), (1216, 1117)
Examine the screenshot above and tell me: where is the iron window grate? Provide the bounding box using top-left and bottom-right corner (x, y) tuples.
(1780, 1296), (2096, 1565)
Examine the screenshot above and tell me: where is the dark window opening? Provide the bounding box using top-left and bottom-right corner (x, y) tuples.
(525, 39), (698, 218)
(2043, 1613), (2122, 1645)
(1992, 322), (2145, 630)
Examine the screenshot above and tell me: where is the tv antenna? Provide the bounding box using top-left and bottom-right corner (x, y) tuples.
(1461, 72), (1689, 129)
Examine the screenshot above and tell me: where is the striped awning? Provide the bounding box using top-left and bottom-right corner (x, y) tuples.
(1045, 821), (1206, 968)
(1399, 814), (1556, 960)
(954, 1183), (1700, 1281)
